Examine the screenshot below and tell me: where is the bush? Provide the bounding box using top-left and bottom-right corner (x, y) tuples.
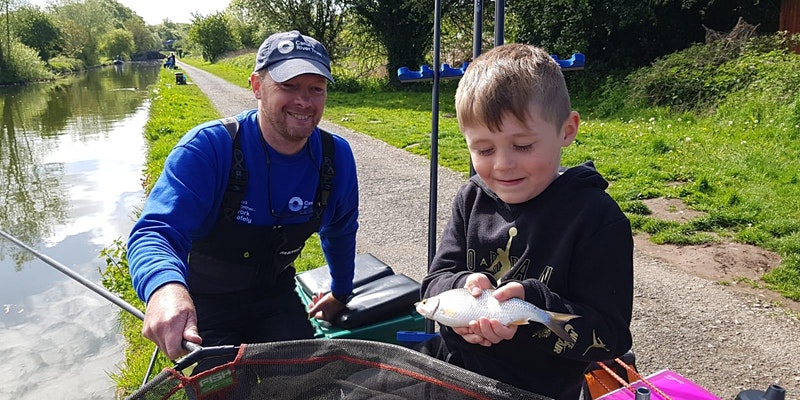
(47, 56), (86, 75)
(623, 32), (800, 113)
(0, 39), (54, 83)
(625, 42), (737, 110)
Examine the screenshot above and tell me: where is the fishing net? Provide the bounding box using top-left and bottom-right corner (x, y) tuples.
(126, 338), (551, 400)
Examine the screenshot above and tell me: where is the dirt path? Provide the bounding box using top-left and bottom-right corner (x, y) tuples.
(177, 61), (800, 400)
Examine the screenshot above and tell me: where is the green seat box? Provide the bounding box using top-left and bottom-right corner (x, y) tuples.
(296, 253), (394, 297)
(295, 254), (425, 344)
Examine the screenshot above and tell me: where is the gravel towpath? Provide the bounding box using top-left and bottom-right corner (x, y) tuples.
(176, 61), (800, 400)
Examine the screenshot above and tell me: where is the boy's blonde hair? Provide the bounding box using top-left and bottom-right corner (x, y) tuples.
(455, 43), (572, 132)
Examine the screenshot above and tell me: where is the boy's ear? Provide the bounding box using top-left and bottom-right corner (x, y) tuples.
(560, 111), (580, 147)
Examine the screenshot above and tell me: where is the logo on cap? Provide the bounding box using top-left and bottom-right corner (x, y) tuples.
(277, 40), (294, 54)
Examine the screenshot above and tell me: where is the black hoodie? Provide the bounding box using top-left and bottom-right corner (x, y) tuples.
(421, 161), (634, 400)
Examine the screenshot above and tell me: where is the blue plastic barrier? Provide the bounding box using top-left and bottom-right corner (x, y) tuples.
(398, 53), (585, 83)
(551, 53), (585, 71)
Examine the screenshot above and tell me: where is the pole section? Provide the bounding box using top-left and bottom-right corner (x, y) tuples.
(473, 0), (483, 58)
(426, 0), (442, 334)
(0, 229), (145, 320)
(494, 0), (505, 46)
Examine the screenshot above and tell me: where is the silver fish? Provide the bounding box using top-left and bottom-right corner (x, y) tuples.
(416, 288), (579, 343)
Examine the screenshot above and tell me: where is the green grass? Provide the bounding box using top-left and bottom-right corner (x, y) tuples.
(141, 68), (222, 192)
(100, 239), (171, 395)
(181, 56), (252, 89)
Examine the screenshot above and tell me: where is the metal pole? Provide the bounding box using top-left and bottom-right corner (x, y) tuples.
(0, 229), (145, 320)
(494, 0), (505, 46)
(426, 0), (442, 335)
(473, 0), (483, 59)
(469, 0), (483, 177)
(0, 228), (200, 386)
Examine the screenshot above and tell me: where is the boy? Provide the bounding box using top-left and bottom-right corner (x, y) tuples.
(420, 43), (633, 399)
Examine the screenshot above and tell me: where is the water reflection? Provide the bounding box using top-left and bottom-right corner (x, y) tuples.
(1, 64), (158, 263)
(0, 62), (160, 399)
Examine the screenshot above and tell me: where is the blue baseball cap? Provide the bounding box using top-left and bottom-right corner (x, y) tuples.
(253, 30), (334, 83)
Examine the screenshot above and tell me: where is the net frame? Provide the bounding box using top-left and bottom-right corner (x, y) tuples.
(127, 339), (552, 400)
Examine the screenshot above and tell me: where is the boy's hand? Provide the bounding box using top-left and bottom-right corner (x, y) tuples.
(464, 273), (494, 297)
(454, 277), (521, 346)
(455, 318), (518, 347)
(492, 281), (525, 302)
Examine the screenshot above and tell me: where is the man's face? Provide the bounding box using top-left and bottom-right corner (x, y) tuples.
(463, 110), (578, 204)
(252, 72), (327, 151)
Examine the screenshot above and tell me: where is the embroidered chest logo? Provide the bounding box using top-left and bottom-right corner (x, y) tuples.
(490, 227), (517, 283)
(466, 226), (532, 282)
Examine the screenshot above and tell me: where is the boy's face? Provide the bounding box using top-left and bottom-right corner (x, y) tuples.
(464, 109), (579, 204)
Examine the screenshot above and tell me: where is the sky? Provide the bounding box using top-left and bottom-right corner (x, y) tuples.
(117, 0), (233, 25)
(30, 0), (232, 25)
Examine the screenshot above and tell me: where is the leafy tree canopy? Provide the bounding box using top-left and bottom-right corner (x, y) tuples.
(101, 28), (134, 59)
(188, 12), (240, 62)
(347, 0), (468, 86)
(230, 0), (346, 60)
(11, 5), (62, 62)
(508, 0), (781, 72)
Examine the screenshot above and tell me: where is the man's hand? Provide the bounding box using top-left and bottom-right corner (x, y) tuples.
(308, 292), (347, 321)
(142, 283), (202, 360)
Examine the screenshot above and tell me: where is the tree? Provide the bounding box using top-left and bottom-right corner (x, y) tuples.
(10, 5), (62, 62)
(51, 0), (113, 65)
(225, 7), (260, 49)
(188, 12), (239, 61)
(124, 19), (158, 53)
(347, 0), (467, 87)
(508, 0), (782, 73)
(153, 19), (186, 43)
(100, 28), (133, 59)
(230, 0), (346, 60)
(152, 19), (190, 52)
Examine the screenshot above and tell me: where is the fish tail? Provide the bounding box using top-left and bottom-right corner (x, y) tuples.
(543, 311), (579, 344)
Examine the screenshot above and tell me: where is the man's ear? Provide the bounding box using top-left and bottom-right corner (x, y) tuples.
(561, 111), (580, 147)
(250, 73), (262, 98)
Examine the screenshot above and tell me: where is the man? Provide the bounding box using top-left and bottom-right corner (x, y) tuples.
(127, 31), (359, 368)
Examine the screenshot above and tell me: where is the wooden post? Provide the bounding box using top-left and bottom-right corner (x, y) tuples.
(780, 0), (800, 53)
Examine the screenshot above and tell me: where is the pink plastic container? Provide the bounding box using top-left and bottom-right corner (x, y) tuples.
(596, 369), (721, 400)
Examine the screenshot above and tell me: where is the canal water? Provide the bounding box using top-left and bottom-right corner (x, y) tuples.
(0, 62), (161, 399)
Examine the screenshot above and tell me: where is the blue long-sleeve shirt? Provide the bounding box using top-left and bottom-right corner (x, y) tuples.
(128, 109), (359, 302)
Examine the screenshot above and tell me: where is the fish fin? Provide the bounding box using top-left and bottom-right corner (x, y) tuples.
(543, 312), (580, 344)
(510, 319), (531, 326)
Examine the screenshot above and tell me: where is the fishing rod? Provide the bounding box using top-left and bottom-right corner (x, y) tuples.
(0, 228), (201, 385)
(0, 228), (144, 320)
